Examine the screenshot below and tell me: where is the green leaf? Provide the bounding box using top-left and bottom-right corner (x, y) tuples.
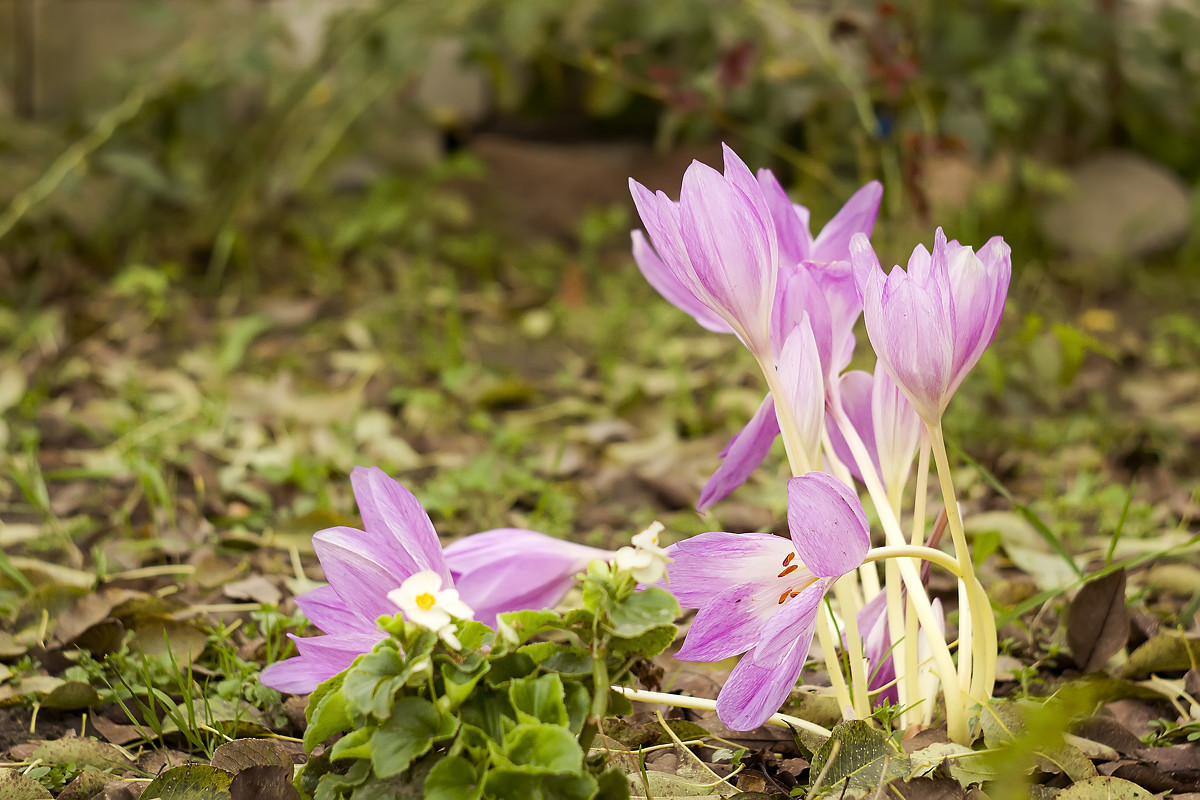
(498, 722), (585, 773)
(497, 609), (563, 645)
(329, 727), (373, 762)
(342, 638), (435, 720)
(460, 689), (515, 744)
(509, 673), (569, 726)
(141, 764), (234, 800)
(564, 680), (590, 734)
(1055, 776), (1156, 799)
(607, 587), (679, 638)
(424, 755), (484, 800)
(807, 720), (909, 797)
(483, 769), (598, 800)
(593, 766), (632, 800)
(519, 642), (593, 675)
(455, 620), (494, 652)
(439, 652), (490, 711)
(609, 624), (677, 658)
(371, 696), (459, 778)
(304, 673), (351, 751)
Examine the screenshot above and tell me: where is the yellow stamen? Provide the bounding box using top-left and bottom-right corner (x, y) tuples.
(415, 592), (436, 611)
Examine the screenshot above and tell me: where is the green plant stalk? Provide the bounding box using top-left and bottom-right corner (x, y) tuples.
(928, 421), (997, 702)
(829, 400), (969, 742)
(830, 579), (871, 719)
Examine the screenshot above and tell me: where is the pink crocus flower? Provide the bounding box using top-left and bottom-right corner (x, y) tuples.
(260, 467), (607, 694)
(850, 228), (1011, 423)
(665, 472), (870, 730)
(856, 583), (943, 708)
(691, 178), (883, 511)
(629, 144), (779, 357)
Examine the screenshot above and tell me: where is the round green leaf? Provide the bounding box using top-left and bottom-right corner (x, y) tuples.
(371, 696), (459, 778)
(424, 755), (483, 800)
(141, 764), (234, 800)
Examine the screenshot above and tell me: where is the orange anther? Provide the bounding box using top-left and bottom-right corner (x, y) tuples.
(782, 552), (795, 567)
(778, 588), (792, 604)
(777, 564), (799, 578)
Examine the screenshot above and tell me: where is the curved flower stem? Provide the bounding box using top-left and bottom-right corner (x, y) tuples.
(829, 400), (969, 742)
(614, 687), (832, 739)
(927, 422), (997, 703)
(861, 546), (963, 577)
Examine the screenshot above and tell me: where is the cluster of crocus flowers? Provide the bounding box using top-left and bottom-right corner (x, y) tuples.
(630, 145), (1010, 741)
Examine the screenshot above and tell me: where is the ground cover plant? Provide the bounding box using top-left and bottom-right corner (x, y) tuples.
(2, 1), (1200, 798)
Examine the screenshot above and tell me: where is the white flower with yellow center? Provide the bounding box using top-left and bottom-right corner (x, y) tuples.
(614, 521), (671, 584)
(387, 570), (474, 650)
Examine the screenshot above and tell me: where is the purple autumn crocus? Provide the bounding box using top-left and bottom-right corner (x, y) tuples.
(826, 362), (921, 495)
(666, 472), (870, 730)
(693, 178), (883, 511)
(851, 228), (1011, 424)
(260, 467), (606, 694)
(629, 144), (780, 357)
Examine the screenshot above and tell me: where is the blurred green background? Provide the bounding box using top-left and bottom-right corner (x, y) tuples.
(1, 0), (1198, 564)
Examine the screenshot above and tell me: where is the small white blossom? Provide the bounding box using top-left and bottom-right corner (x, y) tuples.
(614, 521), (671, 584)
(387, 570), (474, 649)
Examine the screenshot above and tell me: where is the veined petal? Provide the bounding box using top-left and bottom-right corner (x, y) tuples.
(295, 584), (378, 636)
(674, 576), (809, 662)
(743, 579), (825, 667)
(259, 632), (384, 694)
(871, 361), (921, 494)
(776, 319), (825, 467)
(631, 231), (732, 334)
(665, 532), (795, 608)
(679, 159), (775, 352)
(445, 528), (608, 624)
(715, 613), (815, 730)
(786, 473), (869, 578)
(756, 167), (813, 267)
(812, 180), (883, 263)
(771, 264), (833, 377)
(312, 526), (407, 625)
(873, 272), (954, 421)
(359, 467), (451, 582)
(825, 370), (879, 484)
(808, 259), (861, 376)
(697, 393), (781, 512)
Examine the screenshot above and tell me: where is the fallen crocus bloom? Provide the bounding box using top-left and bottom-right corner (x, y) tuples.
(665, 472), (870, 730)
(444, 528), (613, 627)
(260, 466), (582, 694)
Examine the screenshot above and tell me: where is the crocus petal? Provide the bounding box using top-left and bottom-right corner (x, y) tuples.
(714, 590), (821, 731)
(808, 259), (862, 376)
(771, 264), (833, 377)
(632, 231), (732, 334)
(777, 319), (825, 467)
(742, 580), (825, 667)
(674, 577), (808, 662)
(312, 526), (409, 625)
(871, 362), (921, 495)
(696, 393), (781, 512)
(811, 180), (883, 263)
(295, 584), (378, 636)
(665, 532), (795, 608)
(825, 370), (878, 484)
(352, 470), (456, 582)
(678, 158), (776, 352)
(445, 528), (609, 625)
(786, 473), (870, 578)
(259, 632), (385, 694)
(756, 167), (813, 267)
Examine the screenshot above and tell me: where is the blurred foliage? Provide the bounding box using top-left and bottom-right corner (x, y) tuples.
(1, 0), (1198, 288)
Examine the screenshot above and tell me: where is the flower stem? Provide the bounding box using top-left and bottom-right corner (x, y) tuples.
(861, 545), (962, 577)
(829, 400), (969, 742)
(927, 422), (997, 704)
(613, 687), (832, 738)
